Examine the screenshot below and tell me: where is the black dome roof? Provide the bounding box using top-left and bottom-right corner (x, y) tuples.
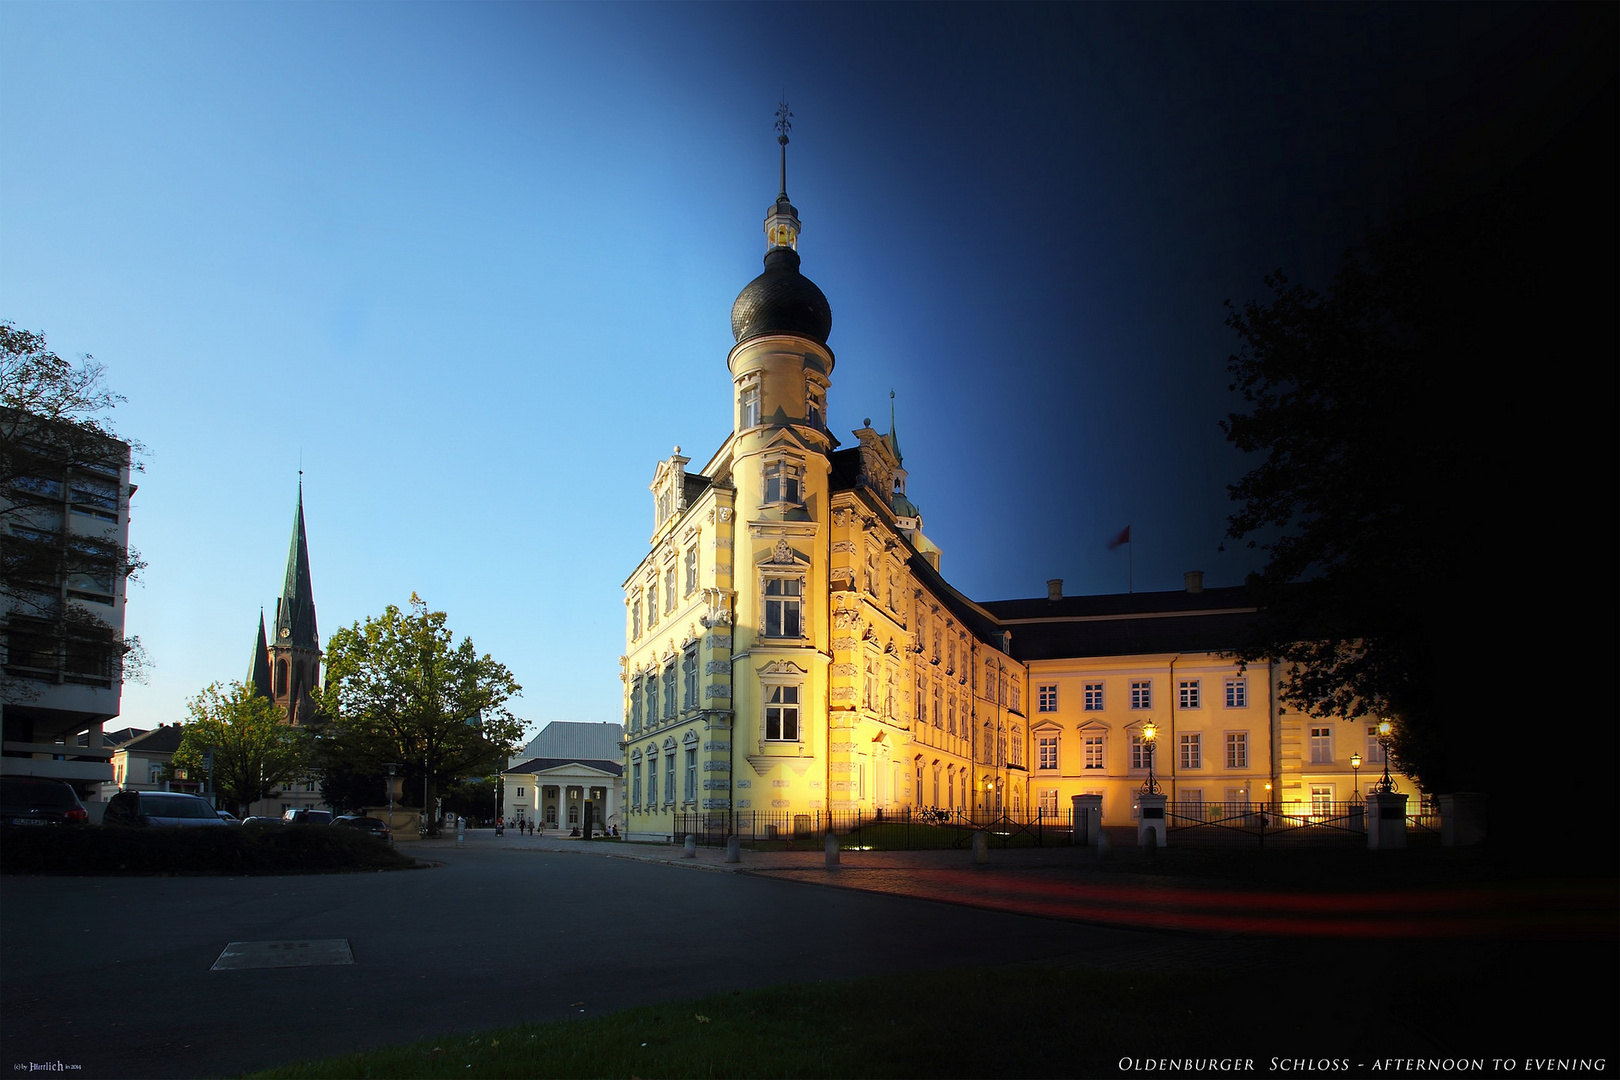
(730, 247), (833, 347)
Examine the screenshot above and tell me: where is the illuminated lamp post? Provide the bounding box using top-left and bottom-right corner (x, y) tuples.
(1370, 720), (1396, 794)
(1350, 752), (1363, 799)
(1140, 721), (1160, 795)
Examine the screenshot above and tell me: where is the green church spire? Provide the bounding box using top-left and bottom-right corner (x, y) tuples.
(272, 479), (319, 651)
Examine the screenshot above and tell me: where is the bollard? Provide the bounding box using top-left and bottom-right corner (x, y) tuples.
(1096, 830), (1112, 857)
(682, 833), (697, 858)
(725, 835), (741, 863)
(972, 830), (989, 865)
(824, 831), (840, 867)
(456, 821), (465, 848)
(1143, 828), (1157, 855)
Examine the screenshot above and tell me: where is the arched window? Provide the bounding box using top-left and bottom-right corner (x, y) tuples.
(275, 659), (288, 696)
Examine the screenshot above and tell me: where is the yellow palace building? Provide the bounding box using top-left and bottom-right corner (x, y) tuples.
(618, 121), (1410, 841)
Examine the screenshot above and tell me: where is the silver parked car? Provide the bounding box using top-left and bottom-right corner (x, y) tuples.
(104, 790), (227, 827)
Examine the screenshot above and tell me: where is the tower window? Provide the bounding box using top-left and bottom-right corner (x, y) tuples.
(764, 684), (800, 741)
(763, 577), (802, 638)
(762, 459), (802, 506)
(740, 385), (761, 429)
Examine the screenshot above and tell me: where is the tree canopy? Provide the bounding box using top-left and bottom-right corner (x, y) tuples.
(1, 322), (147, 696)
(175, 682), (312, 817)
(318, 595), (522, 830)
(1222, 153), (1616, 810)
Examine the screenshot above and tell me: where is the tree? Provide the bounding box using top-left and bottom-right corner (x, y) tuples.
(318, 595), (522, 833)
(2, 322), (148, 698)
(174, 682), (312, 817)
(1222, 174), (1616, 811)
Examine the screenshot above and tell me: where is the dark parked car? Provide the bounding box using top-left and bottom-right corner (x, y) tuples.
(1, 776), (89, 827)
(241, 816), (282, 826)
(105, 790), (226, 827)
(334, 815), (392, 841)
(282, 808), (333, 825)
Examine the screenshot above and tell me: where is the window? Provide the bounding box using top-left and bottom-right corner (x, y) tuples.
(1179, 733), (1202, 769)
(1011, 726), (1024, 768)
(682, 647), (698, 710)
(916, 677), (927, 724)
(1039, 789), (1058, 815)
(647, 756), (657, 806)
(1310, 784), (1334, 815)
(996, 726), (1007, 768)
(665, 752), (675, 804)
(1084, 735), (1105, 770)
(740, 385), (760, 428)
(1130, 680), (1151, 709)
(647, 582), (659, 627)
(632, 763), (642, 808)
(1179, 679), (1200, 709)
(645, 675), (658, 727)
(1225, 677), (1248, 708)
(629, 676), (643, 731)
(932, 683), (943, 728)
(808, 387), (825, 429)
(1226, 731), (1248, 769)
(985, 661), (997, 700)
(665, 566), (677, 613)
(685, 547), (699, 595)
(663, 661), (676, 719)
(1366, 725), (1386, 764)
(1010, 679), (1022, 713)
(1309, 726), (1332, 765)
(947, 693), (957, 737)
(1038, 684), (1057, 712)
(516, 787), (525, 798)
(763, 459), (802, 505)
(1084, 683), (1104, 711)
(631, 599), (641, 639)
(1131, 734), (1150, 770)
(685, 748), (697, 801)
(763, 577), (802, 637)
(1038, 735), (1058, 770)
(764, 684), (800, 741)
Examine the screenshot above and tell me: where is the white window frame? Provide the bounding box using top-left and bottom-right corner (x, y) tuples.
(762, 457), (804, 507)
(1225, 731), (1248, 769)
(1037, 684), (1057, 712)
(684, 546), (699, 596)
(762, 575), (804, 639)
(1083, 682), (1104, 711)
(1130, 680), (1151, 710)
(1310, 784), (1335, 815)
(763, 682), (801, 742)
(1178, 679), (1201, 709)
(1037, 735), (1058, 771)
(1309, 726), (1333, 765)
(1083, 733), (1105, 770)
(740, 383), (761, 429)
(1178, 732), (1202, 770)
(1224, 677), (1248, 708)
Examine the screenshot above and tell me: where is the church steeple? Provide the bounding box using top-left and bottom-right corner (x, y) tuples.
(273, 479), (318, 650)
(268, 478), (321, 724)
(247, 610), (273, 699)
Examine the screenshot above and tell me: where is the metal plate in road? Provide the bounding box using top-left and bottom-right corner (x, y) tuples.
(210, 939), (354, 971)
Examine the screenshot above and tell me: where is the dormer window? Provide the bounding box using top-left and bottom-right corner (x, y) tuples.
(762, 458), (803, 506)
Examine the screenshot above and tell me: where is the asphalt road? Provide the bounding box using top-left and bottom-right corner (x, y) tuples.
(2, 834), (1161, 1080)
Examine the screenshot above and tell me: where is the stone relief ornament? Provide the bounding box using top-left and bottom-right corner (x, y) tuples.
(832, 637), (856, 652)
(831, 540), (856, 555)
(772, 539), (793, 563)
(718, 508), (733, 522)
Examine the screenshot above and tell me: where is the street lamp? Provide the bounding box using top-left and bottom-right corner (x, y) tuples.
(1140, 721), (1160, 795)
(1371, 719), (1396, 794)
(1350, 752), (1362, 799)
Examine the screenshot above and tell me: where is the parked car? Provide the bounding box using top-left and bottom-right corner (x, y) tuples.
(282, 808), (333, 825)
(1, 776), (89, 827)
(104, 790), (226, 827)
(334, 815), (392, 841)
(241, 816), (282, 827)
(216, 810), (242, 824)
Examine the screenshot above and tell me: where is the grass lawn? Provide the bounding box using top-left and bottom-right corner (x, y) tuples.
(0, 822), (419, 875)
(250, 947), (1618, 1079)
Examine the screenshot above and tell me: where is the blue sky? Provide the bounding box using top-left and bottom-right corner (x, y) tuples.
(3, 3), (1604, 737)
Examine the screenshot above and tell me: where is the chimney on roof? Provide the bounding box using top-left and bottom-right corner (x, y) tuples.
(1184, 570), (1204, 593)
(1046, 579), (1063, 602)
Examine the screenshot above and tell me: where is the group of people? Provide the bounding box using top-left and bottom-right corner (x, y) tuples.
(495, 816), (538, 836)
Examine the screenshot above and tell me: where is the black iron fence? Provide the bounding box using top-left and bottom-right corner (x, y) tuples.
(673, 807), (1074, 851)
(1164, 799), (1440, 844)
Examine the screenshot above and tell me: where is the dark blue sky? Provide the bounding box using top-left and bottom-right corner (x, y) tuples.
(4, 2), (1610, 732)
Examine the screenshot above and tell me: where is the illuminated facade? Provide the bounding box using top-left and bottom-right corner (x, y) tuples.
(618, 133), (1409, 840)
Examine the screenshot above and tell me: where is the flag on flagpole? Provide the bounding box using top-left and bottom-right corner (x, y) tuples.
(1107, 525), (1131, 550)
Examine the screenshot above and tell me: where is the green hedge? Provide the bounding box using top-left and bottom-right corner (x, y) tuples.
(0, 822), (419, 875)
